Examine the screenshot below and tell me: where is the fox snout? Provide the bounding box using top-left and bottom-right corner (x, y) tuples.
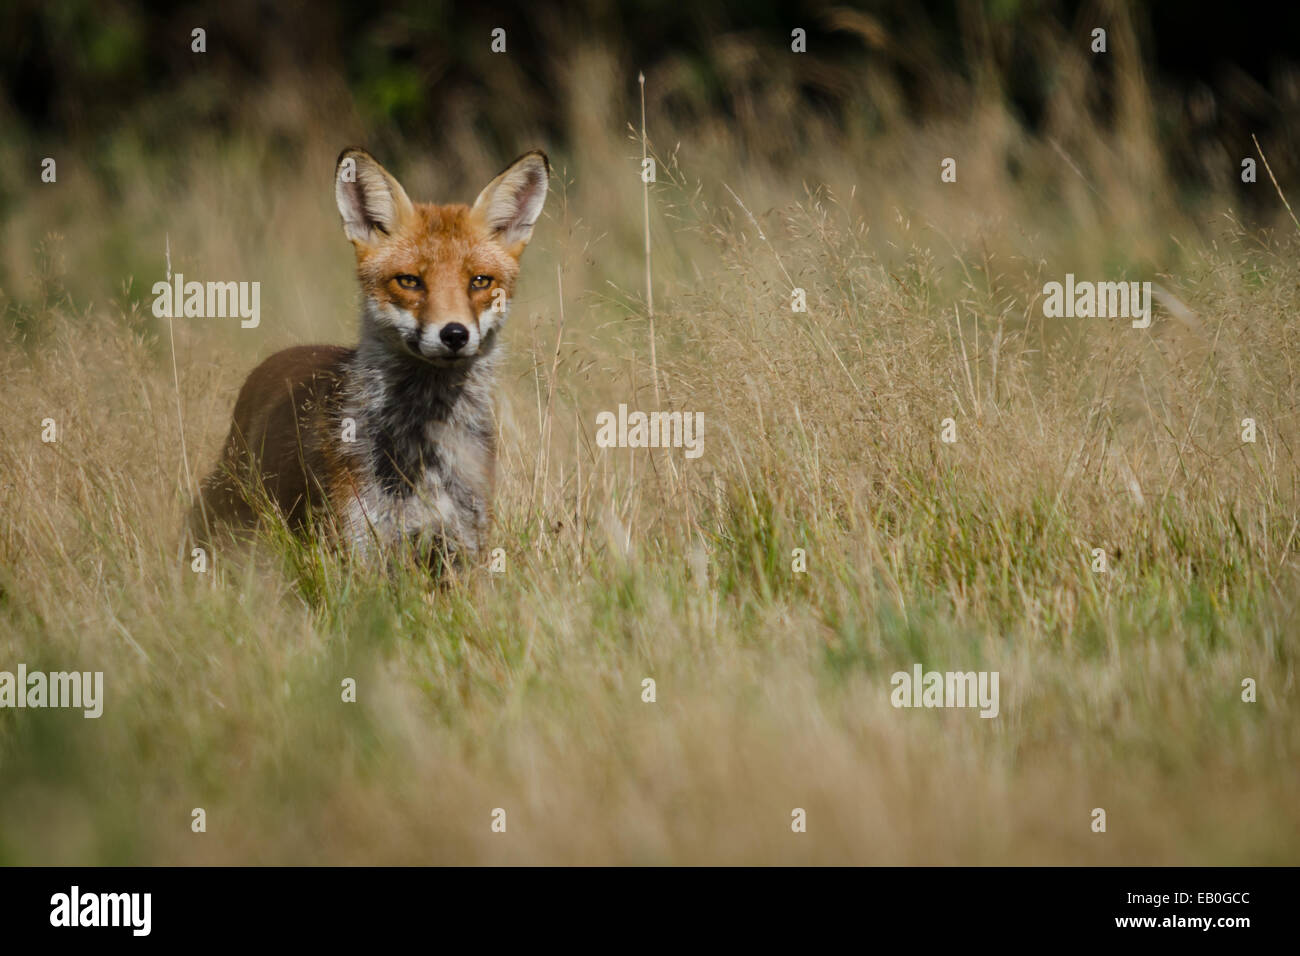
(376, 296), (492, 364)
(439, 323), (470, 351)
(406, 318), (479, 364)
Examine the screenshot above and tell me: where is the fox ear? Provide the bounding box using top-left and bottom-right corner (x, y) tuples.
(335, 147), (416, 244)
(469, 150), (550, 254)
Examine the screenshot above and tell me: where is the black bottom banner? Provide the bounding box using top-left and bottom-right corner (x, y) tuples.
(0, 865), (1287, 943)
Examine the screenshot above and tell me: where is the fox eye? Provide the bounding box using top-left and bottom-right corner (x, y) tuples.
(394, 274), (423, 290)
(469, 275), (493, 291)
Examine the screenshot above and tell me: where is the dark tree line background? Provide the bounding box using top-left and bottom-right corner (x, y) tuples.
(2, 0), (1298, 210)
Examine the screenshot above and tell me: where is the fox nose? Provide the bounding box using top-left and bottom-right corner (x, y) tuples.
(440, 323), (469, 352)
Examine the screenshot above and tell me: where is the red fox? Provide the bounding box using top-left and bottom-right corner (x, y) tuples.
(188, 147), (550, 564)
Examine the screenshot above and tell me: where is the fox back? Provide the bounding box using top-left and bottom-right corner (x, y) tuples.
(188, 147), (550, 563)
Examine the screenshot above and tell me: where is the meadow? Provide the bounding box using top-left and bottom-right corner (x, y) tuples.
(1, 20), (1298, 863)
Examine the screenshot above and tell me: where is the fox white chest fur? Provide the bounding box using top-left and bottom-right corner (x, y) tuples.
(333, 332), (501, 558)
(188, 147), (549, 564)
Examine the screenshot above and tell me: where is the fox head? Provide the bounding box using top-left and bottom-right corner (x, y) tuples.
(334, 147), (549, 366)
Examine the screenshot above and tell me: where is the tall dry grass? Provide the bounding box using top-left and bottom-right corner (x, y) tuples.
(0, 31), (1298, 863)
